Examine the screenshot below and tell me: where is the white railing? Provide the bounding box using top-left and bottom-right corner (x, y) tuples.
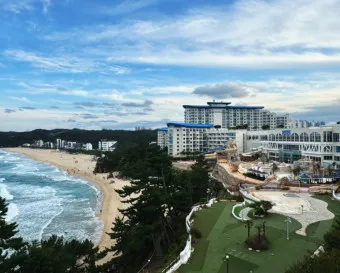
(240, 189), (260, 202)
(232, 201), (246, 221)
(333, 190), (340, 201)
(162, 198), (216, 273)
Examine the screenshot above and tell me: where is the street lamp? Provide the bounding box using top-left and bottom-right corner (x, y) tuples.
(225, 255), (230, 273)
(285, 216), (292, 240)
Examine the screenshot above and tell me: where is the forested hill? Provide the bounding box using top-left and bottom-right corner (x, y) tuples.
(0, 129), (157, 149)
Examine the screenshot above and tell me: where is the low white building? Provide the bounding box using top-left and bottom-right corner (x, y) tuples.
(83, 143), (93, 151)
(245, 125), (340, 167)
(99, 140), (117, 152)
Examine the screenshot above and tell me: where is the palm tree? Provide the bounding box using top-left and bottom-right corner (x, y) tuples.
(262, 221), (266, 236)
(256, 224), (262, 242)
(245, 220), (253, 239)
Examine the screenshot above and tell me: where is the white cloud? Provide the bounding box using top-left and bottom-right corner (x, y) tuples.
(0, 0), (52, 14)
(100, 0), (158, 15)
(42, 0), (51, 14)
(43, 0), (340, 68)
(0, 0), (34, 13)
(9, 96), (32, 102)
(17, 82), (89, 97)
(4, 50), (130, 74)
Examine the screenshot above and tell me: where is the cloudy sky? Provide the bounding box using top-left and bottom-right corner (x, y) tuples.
(1, 0), (340, 131)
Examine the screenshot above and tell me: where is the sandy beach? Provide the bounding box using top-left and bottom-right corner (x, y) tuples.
(3, 147), (129, 263)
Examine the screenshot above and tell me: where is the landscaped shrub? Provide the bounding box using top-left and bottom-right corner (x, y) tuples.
(245, 234), (269, 250)
(281, 186), (290, 191)
(191, 227), (202, 239)
(235, 195), (244, 202)
(255, 185), (262, 190)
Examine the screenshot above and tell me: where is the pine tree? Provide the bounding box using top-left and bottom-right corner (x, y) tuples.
(0, 197), (25, 273)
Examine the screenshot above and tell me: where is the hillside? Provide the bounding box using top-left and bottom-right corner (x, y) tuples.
(0, 129), (157, 150)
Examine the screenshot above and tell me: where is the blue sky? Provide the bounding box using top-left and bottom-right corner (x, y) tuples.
(1, 0), (340, 131)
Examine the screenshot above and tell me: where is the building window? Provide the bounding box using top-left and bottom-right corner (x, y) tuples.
(334, 133), (340, 142)
(324, 155), (333, 160)
(310, 132), (321, 142)
(323, 131), (333, 142)
(276, 133), (283, 141)
(300, 133), (309, 142)
(291, 133), (299, 142)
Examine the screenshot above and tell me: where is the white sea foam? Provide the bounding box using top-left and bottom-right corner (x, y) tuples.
(39, 201), (64, 241)
(6, 203), (19, 222)
(0, 183), (13, 200)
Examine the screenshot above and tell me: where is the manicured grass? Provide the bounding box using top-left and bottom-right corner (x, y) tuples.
(306, 195), (340, 242)
(179, 197), (338, 273)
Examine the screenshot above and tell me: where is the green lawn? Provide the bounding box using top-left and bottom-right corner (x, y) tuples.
(179, 196), (339, 273)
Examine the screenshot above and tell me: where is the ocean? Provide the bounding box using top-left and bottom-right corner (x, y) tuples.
(0, 149), (103, 243)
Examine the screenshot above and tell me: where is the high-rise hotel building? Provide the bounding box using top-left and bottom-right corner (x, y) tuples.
(183, 101), (293, 130)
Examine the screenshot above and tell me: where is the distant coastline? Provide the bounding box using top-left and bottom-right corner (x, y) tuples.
(2, 148), (130, 263)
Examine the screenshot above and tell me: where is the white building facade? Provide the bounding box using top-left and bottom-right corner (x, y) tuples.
(99, 140), (117, 152)
(157, 128), (168, 149)
(245, 125), (340, 167)
(165, 123), (245, 157)
(183, 101), (324, 130)
(183, 101), (293, 130)
(83, 143), (93, 151)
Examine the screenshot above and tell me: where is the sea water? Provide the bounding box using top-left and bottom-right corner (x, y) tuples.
(0, 150), (103, 243)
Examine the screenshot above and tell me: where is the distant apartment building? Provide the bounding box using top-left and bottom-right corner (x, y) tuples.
(56, 139), (63, 149)
(98, 140), (117, 152)
(83, 143), (93, 151)
(34, 140), (44, 147)
(157, 128), (168, 149)
(43, 142), (54, 149)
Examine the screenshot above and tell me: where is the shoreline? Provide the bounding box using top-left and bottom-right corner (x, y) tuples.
(2, 148), (129, 263)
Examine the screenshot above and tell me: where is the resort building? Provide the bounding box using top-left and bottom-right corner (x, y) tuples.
(183, 101), (324, 130)
(245, 125), (340, 167)
(167, 123), (213, 157)
(206, 128), (245, 152)
(165, 122), (246, 157)
(98, 140), (117, 152)
(183, 101), (294, 130)
(157, 128), (168, 149)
